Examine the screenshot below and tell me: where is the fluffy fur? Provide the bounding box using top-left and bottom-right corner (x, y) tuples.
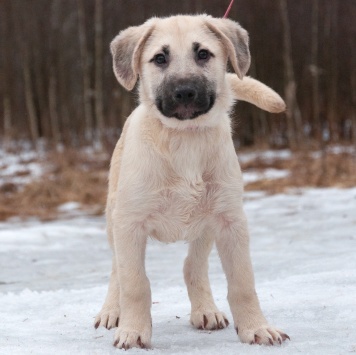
(94, 14), (289, 350)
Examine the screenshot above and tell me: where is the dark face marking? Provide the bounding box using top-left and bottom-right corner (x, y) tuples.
(155, 75), (216, 120)
(192, 42), (214, 65)
(149, 45), (170, 67)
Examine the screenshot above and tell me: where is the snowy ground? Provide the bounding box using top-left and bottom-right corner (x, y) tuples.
(1, 188), (356, 354)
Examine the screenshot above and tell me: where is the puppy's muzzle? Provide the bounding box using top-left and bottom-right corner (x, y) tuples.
(156, 77), (216, 120)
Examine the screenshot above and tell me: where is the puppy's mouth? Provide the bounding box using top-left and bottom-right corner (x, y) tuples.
(155, 76), (216, 121)
(156, 95), (215, 120)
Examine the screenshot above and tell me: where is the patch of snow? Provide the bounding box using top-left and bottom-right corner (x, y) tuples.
(327, 145), (355, 155)
(310, 145), (356, 159)
(1, 188), (356, 354)
(57, 202), (81, 212)
(238, 149), (292, 164)
(242, 168), (290, 184)
(0, 147), (45, 187)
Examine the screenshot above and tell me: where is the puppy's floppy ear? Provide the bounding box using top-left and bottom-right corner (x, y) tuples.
(110, 20), (155, 91)
(205, 17), (250, 80)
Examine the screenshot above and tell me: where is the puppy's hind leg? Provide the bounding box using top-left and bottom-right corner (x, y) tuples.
(94, 256), (121, 330)
(184, 234), (229, 330)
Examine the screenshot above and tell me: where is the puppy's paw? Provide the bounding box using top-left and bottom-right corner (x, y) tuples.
(94, 306), (120, 330)
(237, 324), (290, 346)
(113, 327), (151, 349)
(191, 310), (229, 330)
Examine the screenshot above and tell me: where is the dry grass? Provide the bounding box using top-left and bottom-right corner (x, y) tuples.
(0, 146), (355, 221)
(0, 149), (109, 221)
(243, 151), (356, 193)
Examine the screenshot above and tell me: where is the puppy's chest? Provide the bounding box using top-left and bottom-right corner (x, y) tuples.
(149, 177), (221, 242)
(145, 133), (231, 241)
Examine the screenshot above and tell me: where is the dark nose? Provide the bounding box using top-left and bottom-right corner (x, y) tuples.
(174, 86), (197, 105)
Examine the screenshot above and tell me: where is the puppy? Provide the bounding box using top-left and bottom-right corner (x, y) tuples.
(95, 14), (289, 349)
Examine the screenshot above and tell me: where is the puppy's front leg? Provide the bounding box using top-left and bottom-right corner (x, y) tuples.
(184, 235), (229, 330)
(215, 209), (289, 346)
(112, 223), (152, 349)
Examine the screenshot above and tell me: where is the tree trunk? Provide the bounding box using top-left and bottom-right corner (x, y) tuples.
(48, 0), (62, 148)
(326, 0), (339, 142)
(49, 66), (61, 147)
(311, 0), (320, 142)
(12, 1), (39, 147)
(23, 51), (39, 145)
(350, 37), (356, 150)
(1, 1), (12, 146)
(77, 0), (93, 141)
(312, 0), (327, 185)
(95, 0), (104, 146)
(30, 4), (49, 139)
(3, 97), (12, 147)
(278, 0), (303, 149)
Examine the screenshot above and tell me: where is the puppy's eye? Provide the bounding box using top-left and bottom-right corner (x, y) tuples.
(197, 49), (210, 61)
(154, 54), (167, 65)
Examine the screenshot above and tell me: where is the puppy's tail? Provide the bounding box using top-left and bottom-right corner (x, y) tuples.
(227, 73), (286, 113)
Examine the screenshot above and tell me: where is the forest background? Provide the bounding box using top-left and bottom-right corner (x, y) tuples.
(1, 0), (356, 149)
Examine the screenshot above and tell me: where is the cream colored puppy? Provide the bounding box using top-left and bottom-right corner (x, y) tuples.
(95, 14), (289, 350)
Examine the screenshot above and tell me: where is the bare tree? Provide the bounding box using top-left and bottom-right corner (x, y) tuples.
(12, 1), (39, 147)
(31, 2), (49, 139)
(95, 0), (104, 144)
(311, 0), (320, 142)
(278, 0), (302, 149)
(1, 1), (12, 146)
(48, 67), (61, 147)
(48, 0), (62, 147)
(77, 0), (93, 141)
(351, 37), (356, 149)
(325, 0), (339, 142)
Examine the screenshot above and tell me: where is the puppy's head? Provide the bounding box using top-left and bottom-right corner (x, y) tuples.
(111, 15), (250, 129)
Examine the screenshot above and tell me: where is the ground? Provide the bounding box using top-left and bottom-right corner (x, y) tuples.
(1, 187), (355, 354)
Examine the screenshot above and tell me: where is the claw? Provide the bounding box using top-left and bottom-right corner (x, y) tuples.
(281, 333), (290, 341)
(268, 337), (274, 346)
(224, 318), (229, 327)
(94, 320), (100, 329)
(254, 334), (261, 344)
(235, 326), (238, 334)
(137, 336), (144, 348)
(203, 315), (208, 329)
(113, 339), (120, 347)
(215, 314), (221, 329)
(278, 337), (282, 345)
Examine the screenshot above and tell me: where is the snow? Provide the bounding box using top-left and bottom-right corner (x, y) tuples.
(0, 148), (45, 187)
(237, 149), (292, 164)
(242, 169), (289, 184)
(1, 188), (356, 354)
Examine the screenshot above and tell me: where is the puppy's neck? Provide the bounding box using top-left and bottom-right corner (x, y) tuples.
(136, 106), (231, 177)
